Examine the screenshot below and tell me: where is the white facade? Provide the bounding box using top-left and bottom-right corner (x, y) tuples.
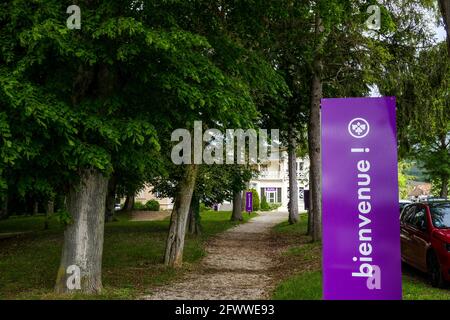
(217, 151), (310, 212)
(249, 151), (309, 212)
(137, 151), (309, 212)
(134, 187), (174, 210)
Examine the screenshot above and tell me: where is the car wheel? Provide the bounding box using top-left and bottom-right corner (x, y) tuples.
(428, 252), (445, 288)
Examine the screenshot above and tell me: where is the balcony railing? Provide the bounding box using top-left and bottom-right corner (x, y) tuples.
(258, 171), (307, 180)
(259, 171), (282, 180)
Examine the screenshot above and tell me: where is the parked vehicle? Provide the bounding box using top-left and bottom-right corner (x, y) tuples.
(400, 201), (450, 288)
(399, 200), (413, 214)
(114, 203), (122, 211)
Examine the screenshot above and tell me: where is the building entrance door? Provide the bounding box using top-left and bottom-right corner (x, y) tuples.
(266, 191), (276, 203)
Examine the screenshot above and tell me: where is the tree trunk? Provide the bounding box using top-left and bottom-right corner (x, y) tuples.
(309, 70), (323, 242)
(55, 169), (108, 294)
(33, 201), (39, 216)
(164, 164), (198, 267)
(187, 191), (201, 235)
(105, 176), (117, 223)
(44, 200), (54, 230)
(288, 125), (299, 224)
(440, 176), (449, 199)
(306, 170), (314, 236)
(231, 190), (243, 221)
(0, 194), (8, 220)
(241, 191), (246, 212)
(308, 13), (324, 242)
(123, 194), (134, 212)
(438, 0), (450, 55)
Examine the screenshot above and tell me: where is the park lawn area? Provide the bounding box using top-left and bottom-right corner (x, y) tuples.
(271, 218), (450, 300)
(0, 210), (256, 300)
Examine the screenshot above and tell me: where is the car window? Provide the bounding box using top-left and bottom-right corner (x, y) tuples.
(411, 207), (427, 230)
(401, 205), (416, 224)
(399, 203), (410, 215)
(430, 203), (450, 229)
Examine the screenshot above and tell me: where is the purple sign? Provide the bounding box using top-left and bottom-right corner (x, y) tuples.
(245, 192), (253, 212)
(321, 97), (402, 300)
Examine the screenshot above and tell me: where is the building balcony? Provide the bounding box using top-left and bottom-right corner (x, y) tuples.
(257, 170), (308, 181)
(258, 171), (283, 180)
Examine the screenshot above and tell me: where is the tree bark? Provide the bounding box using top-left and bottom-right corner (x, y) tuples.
(308, 13), (324, 242)
(288, 125), (299, 224)
(0, 194), (8, 220)
(105, 176), (117, 223)
(164, 164), (198, 267)
(440, 176), (449, 199)
(44, 200), (54, 230)
(32, 201), (39, 216)
(241, 191), (246, 212)
(55, 169), (108, 294)
(187, 191), (201, 235)
(231, 190), (243, 221)
(438, 0), (450, 55)
(123, 194), (134, 212)
(307, 177), (313, 236)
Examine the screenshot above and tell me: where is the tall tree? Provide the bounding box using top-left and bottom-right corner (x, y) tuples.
(149, 0), (288, 267)
(375, 4), (448, 197)
(391, 43), (450, 198)
(438, 0), (450, 54)
(2, 0), (264, 289)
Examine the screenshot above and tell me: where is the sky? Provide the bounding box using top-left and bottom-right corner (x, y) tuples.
(435, 25), (447, 41)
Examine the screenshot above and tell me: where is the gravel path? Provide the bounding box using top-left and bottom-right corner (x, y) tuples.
(143, 211), (287, 300)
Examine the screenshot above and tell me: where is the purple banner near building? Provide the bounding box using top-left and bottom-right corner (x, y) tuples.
(246, 192), (253, 212)
(321, 97), (402, 300)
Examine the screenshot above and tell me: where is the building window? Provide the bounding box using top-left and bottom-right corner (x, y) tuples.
(299, 187), (304, 200)
(262, 187), (281, 203)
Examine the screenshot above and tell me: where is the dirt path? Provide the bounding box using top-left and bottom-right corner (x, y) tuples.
(143, 211), (287, 300)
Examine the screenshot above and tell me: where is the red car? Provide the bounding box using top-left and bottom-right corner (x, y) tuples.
(400, 201), (450, 288)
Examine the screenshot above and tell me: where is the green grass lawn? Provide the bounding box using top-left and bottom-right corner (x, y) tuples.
(271, 217), (450, 300)
(0, 210), (256, 300)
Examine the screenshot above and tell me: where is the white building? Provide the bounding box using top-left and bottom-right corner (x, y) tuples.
(250, 151), (309, 212)
(135, 150), (309, 212)
(134, 187), (174, 210)
(217, 151), (310, 212)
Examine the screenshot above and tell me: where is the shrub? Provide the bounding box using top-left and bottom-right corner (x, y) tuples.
(145, 200), (160, 211)
(249, 189), (260, 211)
(133, 201), (145, 210)
(261, 194), (270, 211)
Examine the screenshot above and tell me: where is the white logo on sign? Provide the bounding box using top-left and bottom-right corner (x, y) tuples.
(348, 118), (370, 138)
